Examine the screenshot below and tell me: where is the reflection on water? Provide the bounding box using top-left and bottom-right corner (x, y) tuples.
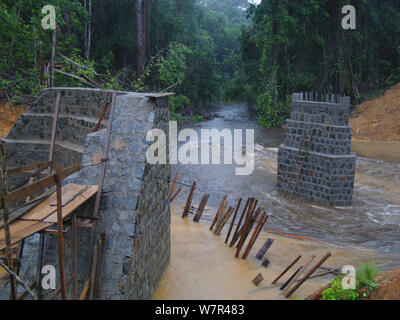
(173, 103), (400, 270)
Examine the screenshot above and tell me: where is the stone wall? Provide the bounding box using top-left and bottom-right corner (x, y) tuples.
(4, 87), (126, 169)
(1, 90), (171, 300)
(277, 93), (356, 206)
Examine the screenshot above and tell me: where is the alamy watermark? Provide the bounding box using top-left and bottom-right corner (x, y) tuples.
(41, 5), (56, 30)
(342, 5), (356, 30)
(146, 121), (255, 176)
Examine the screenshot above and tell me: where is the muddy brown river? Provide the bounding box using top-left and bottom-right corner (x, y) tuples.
(171, 103), (400, 269)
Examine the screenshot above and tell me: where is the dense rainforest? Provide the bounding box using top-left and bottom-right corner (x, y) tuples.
(0, 0), (399, 126)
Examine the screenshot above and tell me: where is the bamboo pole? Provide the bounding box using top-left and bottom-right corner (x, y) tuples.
(225, 198), (241, 244)
(0, 142), (17, 300)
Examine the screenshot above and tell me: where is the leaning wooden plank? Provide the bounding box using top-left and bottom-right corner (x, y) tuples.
(193, 194), (209, 223)
(213, 201), (228, 234)
(225, 198), (242, 245)
(5, 174), (57, 207)
(285, 252), (332, 298)
(7, 161), (54, 177)
(182, 181), (196, 218)
(215, 206), (234, 236)
(282, 255), (315, 296)
(242, 213), (268, 259)
(272, 255), (302, 285)
(169, 173), (178, 200)
(256, 238), (275, 260)
(235, 199), (254, 258)
(210, 196), (227, 231)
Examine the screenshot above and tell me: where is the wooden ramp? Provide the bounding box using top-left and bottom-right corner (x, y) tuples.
(0, 184), (98, 251)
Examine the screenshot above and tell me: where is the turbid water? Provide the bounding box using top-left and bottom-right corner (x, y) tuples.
(154, 103), (400, 300)
(171, 103), (400, 269)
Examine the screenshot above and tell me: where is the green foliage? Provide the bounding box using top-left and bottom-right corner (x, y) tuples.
(241, 0), (400, 127)
(322, 262), (380, 300)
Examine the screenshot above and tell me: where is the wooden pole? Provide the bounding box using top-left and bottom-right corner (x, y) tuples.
(95, 233), (107, 300)
(285, 252), (332, 298)
(280, 266), (302, 291)
(55, 165), (67, 300)
(71, 214), (78, 300)
(0, 142), (17, 300)
(170, 188), (181, 203)
(92, 101), (110, 133)
(182, 181), (196, 218)
(235, 199), (254, 258)
(272, 255), (302, 284)
(193, 194), (209, 223)
(282, 255), (315, 296)
(225, 198), (241, 244)
(229, 198), (250, 247)
(210, 196), (227, 231)
(242, 213), (268, 259)
(169, 173), (178, 200)
(214, 199), (228, 233)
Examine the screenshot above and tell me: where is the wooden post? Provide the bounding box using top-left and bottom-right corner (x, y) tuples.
(193, 194), (209, 223)
(169, 173), (178, 200)
(182, 181), (196, 218)
(213, 200), (228, 234)
(89, 244), (98, 300)
(55, 165), (67, 300)
(235, 199), (254, 258)
(95, 233), (107, 300)
(252, 273), (264, 286)
(225, 198), (241, 244)
(210, 196), (227, 231)
(215, 206), (234, 236)
(229, 198), (250, 247)
(0, 142), (17, 300)
(272, 255), (302, 285)
(256, 238), (275, 260)
(71, 214), (78, 300)
(285, 252), (332, 298)
(282, 255), (315, 296)
(242, 213), (268, 259)
(92, 101), (110, 133)
(170, 188), (181, 203)
(48, 92), (61, 175)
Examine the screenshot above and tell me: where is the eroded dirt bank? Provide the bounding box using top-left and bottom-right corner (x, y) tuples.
(0, 101), (28, 138)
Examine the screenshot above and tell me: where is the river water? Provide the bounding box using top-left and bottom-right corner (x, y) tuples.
(172, 103), (400, 270)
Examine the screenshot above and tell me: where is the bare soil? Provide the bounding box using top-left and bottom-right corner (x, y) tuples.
(350, 83), (400, 142)
(0, 101), (28, 138)
(366, 269), (400, 300)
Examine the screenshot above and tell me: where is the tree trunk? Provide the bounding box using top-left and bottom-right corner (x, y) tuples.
(50, 29), (56, 87)
(136, 0), (145, 76)
(87, 0), (92, 60)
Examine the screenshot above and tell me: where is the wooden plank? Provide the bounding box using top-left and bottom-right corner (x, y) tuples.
(182, 181), (196, 218)
(193, 194), (209, 223)
(282, 255), (315, 296)
(80, 279), (90, 300)
(215, 206), (234, 236)
(242, 213), (268, 259)
(285, 252), (332, 298)
(145, 92), (175, 98)
(229, 198), (250, 247)
(225, 198), (242, 245)
(7, 161), (54, 177)
(71, 215), (78, 300)
(280, 266), (302, 291)
(169, 173), (178, 200)
(210, 196), (227, 231)
(252, 273), (263, 286)
(235, 199), (254, 258)
(6, 174), (57, 207)
(256, 238), (275, 260)
(213, 199), (228, 233)
(272, 255), (302, 285)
